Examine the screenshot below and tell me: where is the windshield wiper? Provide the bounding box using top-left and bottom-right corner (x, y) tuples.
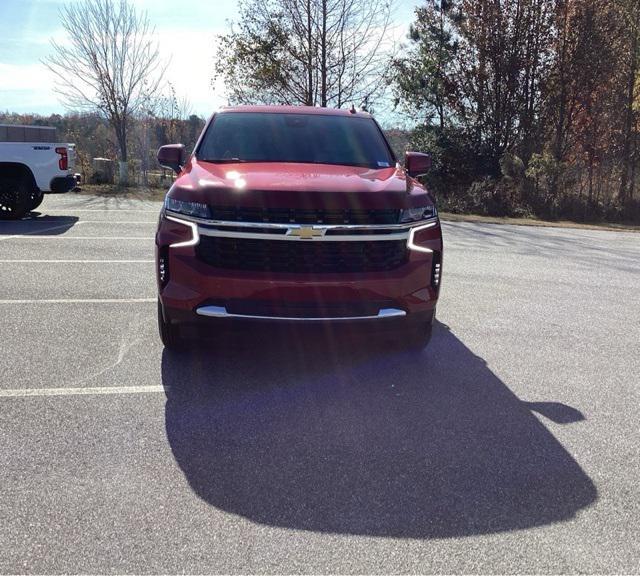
(310, 161), (377, 169)
(198, 158), (250, 163)
(198, 158), (379, 169)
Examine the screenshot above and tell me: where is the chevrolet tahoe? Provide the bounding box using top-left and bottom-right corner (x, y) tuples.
(155, 106), (443, 349)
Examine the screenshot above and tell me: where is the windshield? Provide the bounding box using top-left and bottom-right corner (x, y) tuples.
(197, 112), (395, 169)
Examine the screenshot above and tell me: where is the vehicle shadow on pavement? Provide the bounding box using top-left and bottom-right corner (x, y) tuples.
(0, 214), (78, 235)
(161, 322), (597, 539)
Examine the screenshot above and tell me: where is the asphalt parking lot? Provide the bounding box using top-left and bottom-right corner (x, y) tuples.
(1, 193), (639, 574)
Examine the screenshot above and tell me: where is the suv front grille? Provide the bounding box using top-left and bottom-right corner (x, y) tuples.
(196, 237), (408, 273)
(208, 206), (401, 225)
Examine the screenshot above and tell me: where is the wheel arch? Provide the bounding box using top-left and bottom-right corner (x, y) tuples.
(0, 163), (39, 191)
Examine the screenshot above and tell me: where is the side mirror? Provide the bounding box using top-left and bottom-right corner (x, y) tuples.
(157, 144), (186, 174)
(405, 151), (432, 178)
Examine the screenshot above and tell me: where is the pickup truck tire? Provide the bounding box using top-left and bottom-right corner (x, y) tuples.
(28, 189), (44, 211)
(158, 299), (183, 350)
(0, 176), (31, 220)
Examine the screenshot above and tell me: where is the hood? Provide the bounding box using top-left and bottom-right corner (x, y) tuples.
(168, 159), (432, 210)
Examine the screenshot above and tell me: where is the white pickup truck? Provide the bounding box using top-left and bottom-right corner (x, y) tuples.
(0, 124), (77, 219)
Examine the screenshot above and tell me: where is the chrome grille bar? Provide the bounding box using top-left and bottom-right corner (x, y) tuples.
(196, 305), (406, 321)
(165, 209), (437, 231)
(198, 227), (410, 242)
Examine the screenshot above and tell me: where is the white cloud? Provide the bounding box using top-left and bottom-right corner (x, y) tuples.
(154, 27), (226, 117)
(0, 62), (51, 91)
(0, 29), (222, 116)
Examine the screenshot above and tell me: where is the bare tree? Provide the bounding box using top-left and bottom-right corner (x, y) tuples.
(136, 83), (193, 185)
(44, 0), (163, 184)
(214, 0), (394, 109)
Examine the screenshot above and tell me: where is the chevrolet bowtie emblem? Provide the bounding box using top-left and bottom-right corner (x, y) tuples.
(287, 226), (325, 239)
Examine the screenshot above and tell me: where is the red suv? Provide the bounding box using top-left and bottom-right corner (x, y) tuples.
(156, 106), (442, 349)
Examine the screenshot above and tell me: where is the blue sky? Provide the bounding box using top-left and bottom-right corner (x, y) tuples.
(0, 0), (419, 118)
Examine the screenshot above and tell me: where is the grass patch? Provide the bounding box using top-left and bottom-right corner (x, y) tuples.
(73, 183), (168, 202)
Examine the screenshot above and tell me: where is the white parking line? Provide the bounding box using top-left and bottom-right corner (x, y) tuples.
(1, 236), (154, 240)
(0, 298), (155, 304)
(25, 220), (158, 224)
(43, 209), (160, 212)
(0, 260), (154, 263)
(0, 385), (166, 398)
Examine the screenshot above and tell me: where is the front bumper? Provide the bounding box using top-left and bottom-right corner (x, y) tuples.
(157, 215), (443, 326)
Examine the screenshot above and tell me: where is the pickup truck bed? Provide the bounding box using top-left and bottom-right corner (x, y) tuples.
(0, 124), (77, 219)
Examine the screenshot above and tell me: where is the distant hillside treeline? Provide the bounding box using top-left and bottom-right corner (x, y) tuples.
(0, 111), (206, 186)
(0, 110), (411, 187)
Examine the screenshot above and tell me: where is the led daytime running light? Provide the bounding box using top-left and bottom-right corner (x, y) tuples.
(165, 215), (200, 248)
(407, 221), (436, 253)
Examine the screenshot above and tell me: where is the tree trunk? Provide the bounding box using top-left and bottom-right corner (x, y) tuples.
(553, 1), (570, 163)
(142, 118), (149, 187)
(320, 0), (328, 107)
(116, 120), (128, 186)
(437, 0), (445, 129)
(619, 14), (639, 203)
(119, 161), (128, 186)
(630, 120), (638, 200)
(306, 0), (313, 106)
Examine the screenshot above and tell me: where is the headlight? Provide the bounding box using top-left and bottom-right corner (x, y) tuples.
(400, 205), (437, 223)
(164, 197), (210, 219)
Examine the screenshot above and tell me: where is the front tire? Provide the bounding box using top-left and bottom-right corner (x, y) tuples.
(405, 308), (436, 349)
(0, 176), (31, 220)
(158, 299), (183, 350)
(406, 321), (433, 348)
